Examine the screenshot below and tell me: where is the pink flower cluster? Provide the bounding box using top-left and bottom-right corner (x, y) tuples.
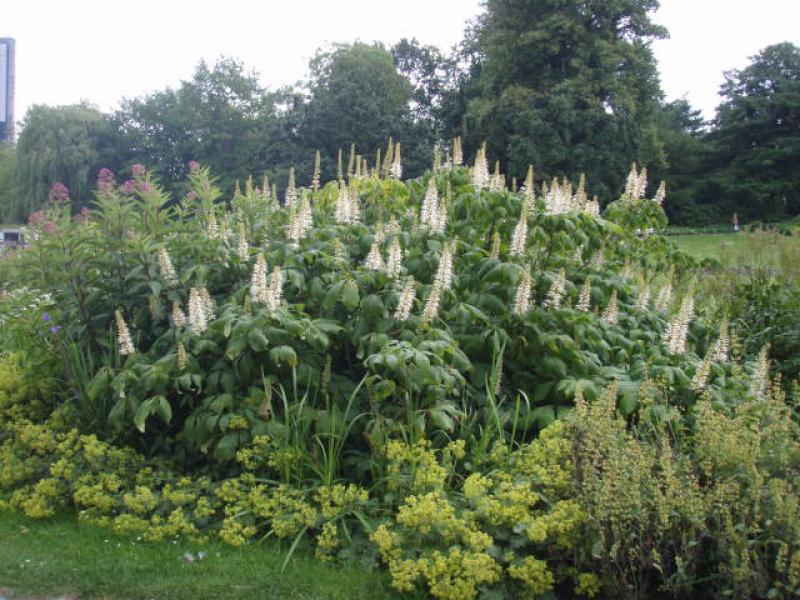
(188, 160), (200, 173)
(28, 210), (57, 234)
(97, 168), (116, 195)
(48, 182), (70, 205)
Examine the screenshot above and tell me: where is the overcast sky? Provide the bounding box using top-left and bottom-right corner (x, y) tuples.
(4, 0), (800, 126)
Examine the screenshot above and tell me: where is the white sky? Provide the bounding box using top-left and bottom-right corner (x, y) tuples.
(4, 0), (800, 126)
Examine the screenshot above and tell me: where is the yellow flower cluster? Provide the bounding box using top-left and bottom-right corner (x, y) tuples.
(384, 439), (454, 493)
(508, 556), (554, 598)
(315, 484), (369, 520)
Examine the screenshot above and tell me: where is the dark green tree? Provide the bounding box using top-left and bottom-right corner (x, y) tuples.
(655, 98), (717, 225)
(13, 103), (121, 220)
(116, 57), (293, 192)
(0, 143), (21, 223)
(451, 0), (668, 201)
(298, 43), (416, 179)
(709, 42), (800, 220)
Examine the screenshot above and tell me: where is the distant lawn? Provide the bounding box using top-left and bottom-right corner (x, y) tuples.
(672, 231), (799, 271)
(0, 511), (401, 600)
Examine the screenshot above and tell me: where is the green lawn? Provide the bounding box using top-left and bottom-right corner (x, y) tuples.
(672, 231), (799, 271)
(0, 511), (402, 600)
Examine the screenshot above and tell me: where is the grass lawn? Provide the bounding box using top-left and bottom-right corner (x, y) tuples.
(672, 231), (799, 270)
(0, 511), (402, 600)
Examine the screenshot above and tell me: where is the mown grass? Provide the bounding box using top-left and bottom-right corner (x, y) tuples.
(672, 230), (800, 271)
(0, 511), (402, 600)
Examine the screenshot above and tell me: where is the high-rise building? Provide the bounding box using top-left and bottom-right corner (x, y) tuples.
(0, 38), (15, 143)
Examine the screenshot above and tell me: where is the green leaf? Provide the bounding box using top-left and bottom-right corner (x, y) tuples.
(248, 328), (269, 352)
(269, 345), (298, 368)
(341, 280), (360, 310)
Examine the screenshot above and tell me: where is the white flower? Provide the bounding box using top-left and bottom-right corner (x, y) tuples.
(655, 281), (673, 311)
(513, 266), (532, 316)
(389, 143), (402, 179)
(266, 266), (284, 313)
(663, 289), (695, 355)
(199, 286), (215, 322)
(171, 300), (187, 329)
(206, 212), (219, 240)
(364, 240), (385, 272)
(692, 353), (712, 392)
(237, 223), (249, 262)
(385, 237), (403, 279)
(543, 269), (566, 310)
(115, 309), (135, 355)
(434, 241), (455, 289)
(575, 279), (591, 312)
(158, 247), (178, 287)
(711, 321), (730, 362)
(421, 280), (442, 323)
(421, 178), (439, 229)
(250, 254), (269, 304)
(510, 211), (528, 257)
(471, 145), (490, 190)
(653, 180), (666, 205)
(602, 290), (619, 324)
(634, 285), (651, 311)
(394, 278), (416, 321)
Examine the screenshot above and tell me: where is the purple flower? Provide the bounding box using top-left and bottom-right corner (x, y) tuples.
(188, 160), (200, 173)
(48, 182), (71, 205)
(49, 325), (61, 335)
(139, 181), (154, 193)
(42, 312), (51, 322)
(122, 179), (136, 195)
(131, 163), (146, 177)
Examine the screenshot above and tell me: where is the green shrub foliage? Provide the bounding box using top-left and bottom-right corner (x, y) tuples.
(1, 154), (798, 599)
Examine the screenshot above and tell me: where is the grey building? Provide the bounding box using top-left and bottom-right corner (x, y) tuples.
(0, 38), (15, 143)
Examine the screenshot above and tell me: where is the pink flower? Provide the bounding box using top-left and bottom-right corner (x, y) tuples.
(186, 191), (198, 202)
(48, 182), (70, 205)
(139, 181), (153, 193)
(122, 180), (136, 195)
(131, 163), (146, 177)
(28, 210), (46, 226)
(97, 168), (116, 195)
(42, 221), (57, 235)
(188, 160), (200, 173)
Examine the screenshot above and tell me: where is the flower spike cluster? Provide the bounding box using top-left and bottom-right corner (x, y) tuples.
(543, 269), (566, 310)
(115, 309), (135, 355)
(575, 279), (592, 312)
(513, 265), (532, 316)
(394, 277), (416, 321)
(158, 247), (178, 287)
(664, 283), (695, 355)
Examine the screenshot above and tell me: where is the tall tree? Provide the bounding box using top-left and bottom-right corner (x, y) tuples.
(655, 98), (714, 224)
(13, 103), (120, 220)
(116, 57), (292, 192)
(298, 43), (415, 179)
(452, 0), (668, 200)
(709, 42), (800, 219)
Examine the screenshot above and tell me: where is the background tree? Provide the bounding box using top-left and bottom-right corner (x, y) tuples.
(707, 42), (800, 221)
(115, 57), (292, 194)
(655, 98), (714, 224)
(297, 43), (417, 180)
(449, 0), (668, 201)
(13, 103), (121, 220)
(0, 144), (21, 223)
